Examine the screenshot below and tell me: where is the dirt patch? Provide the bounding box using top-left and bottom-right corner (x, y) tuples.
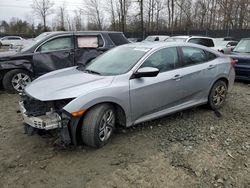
(0, 82), (249, 188)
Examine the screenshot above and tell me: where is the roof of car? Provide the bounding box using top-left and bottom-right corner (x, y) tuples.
(122, 41), (222, 55)
(1, 36), (22, 38)
(42, 31), (124, 35)
(125, 41), (206, 49)
(146, 35), (169, 37)
(170, 35), (214, 39)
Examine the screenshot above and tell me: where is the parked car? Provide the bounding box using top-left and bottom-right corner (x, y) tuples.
(0, 36), (26, 48)
(0, 31), (129, 93)
(214, 39), (238, 54)
(166, 36), (215, 47)
(19, 42), (235, 148)
(127, 38), (143, 43)
(144, 35), (170, 42)
(229, 38), (250, 81)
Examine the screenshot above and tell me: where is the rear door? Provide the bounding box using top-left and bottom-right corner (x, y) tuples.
(74, 34), (106, 66)
(33, 34), (74, 76)
(179, 46), (218, 103)
(129, 47), (184, 122)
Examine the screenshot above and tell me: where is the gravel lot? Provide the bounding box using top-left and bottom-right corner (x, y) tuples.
(0, 82), (249, 188)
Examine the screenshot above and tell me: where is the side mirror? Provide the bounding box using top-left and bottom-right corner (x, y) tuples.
(134, 67), (159, 78)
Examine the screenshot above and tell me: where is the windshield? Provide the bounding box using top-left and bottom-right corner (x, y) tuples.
(83, 46), (150, 76)
(233, 39), (250, 53)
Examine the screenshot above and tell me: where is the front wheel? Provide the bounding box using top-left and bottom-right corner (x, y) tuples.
(208, 80), (228, 110)
(2, 69), (32, 93)
(81, 104), (116, 148)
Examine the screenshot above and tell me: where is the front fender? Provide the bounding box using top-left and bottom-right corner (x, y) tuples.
(63, 85), (132, 126)
(0, 59), (33, 73)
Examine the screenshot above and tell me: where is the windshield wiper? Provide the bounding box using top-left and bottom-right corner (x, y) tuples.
(76, 63), (86, 71)
(84, 69), (101, 75)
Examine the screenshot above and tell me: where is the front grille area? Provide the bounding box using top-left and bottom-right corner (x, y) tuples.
(21, 95), (73, 117)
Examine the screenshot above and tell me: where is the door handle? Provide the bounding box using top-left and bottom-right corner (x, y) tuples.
(207, 64), (216, 70)
(64, 51), (74, 56)
(172, 74), (182, 81)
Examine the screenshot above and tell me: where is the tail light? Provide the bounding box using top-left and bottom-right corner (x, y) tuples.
(230, 58), (237, 67)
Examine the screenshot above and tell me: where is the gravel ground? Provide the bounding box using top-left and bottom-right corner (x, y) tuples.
(0, 82), (249, 188)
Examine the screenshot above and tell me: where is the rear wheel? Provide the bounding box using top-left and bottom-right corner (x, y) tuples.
(81, 104), (115, 148)
(2, 69), (31, 93)
(208, 80), (228, 110)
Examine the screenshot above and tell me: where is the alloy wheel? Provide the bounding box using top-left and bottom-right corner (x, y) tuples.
(11, 73), (31, 92)
(99, 110), (115, 142)
(212, 84), (226, 106)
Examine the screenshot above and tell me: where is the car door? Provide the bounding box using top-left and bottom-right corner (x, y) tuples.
(179, 46), (218, 103)
(74, 34), (106, 66)
(33, 34), (74, 76)
(129, 47), (184, 122)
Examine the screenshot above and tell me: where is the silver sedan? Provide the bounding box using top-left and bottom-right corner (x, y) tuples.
(20, 42), (235, 148)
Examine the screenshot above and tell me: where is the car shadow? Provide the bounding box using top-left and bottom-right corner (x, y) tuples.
(235, 79), (250, 84)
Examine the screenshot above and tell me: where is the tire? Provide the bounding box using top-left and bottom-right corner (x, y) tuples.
(2, 69), (32, 93)
(208, 80), (228, 110)
(81, 104), (116, 148)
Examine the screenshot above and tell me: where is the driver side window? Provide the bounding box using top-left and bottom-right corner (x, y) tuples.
(38, 36), (73, 52)
(141, 47), (179, 72)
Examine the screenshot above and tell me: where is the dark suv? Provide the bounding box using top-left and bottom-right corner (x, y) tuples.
(0, 31), (129, 93)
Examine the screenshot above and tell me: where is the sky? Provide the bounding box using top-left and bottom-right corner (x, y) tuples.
(0, 0), (84, 24)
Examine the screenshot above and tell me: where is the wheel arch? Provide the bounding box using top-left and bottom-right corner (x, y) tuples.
(212, 77), (229, 88)
(207, 76), (229, 99)
(73, 101), (127, 145)
(1, 68), (32, 83)
(81, 101), (127, 127)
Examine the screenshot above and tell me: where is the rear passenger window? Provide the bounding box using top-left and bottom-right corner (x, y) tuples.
(188, 38), (214, 47)
(202, 39), (214, 47)
(108, 33), (128, 46)
(77, 35), (104, 48)
(141, 47), (179, 72)
(206, 51), (217, 61)
(9, 37), (21, 40)
(181, 47), (207, 65)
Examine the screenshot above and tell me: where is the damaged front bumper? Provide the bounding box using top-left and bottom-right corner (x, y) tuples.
(19, 101), (62, 130)
(18, 96), (81, 145)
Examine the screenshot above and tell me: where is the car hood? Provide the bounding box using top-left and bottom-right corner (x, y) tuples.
(25, 67), (115, 101)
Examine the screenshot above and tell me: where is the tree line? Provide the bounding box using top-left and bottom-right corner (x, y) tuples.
(0, 0), (249, 36)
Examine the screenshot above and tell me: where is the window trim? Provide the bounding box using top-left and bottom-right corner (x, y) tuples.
(34, 34), (74, 53)
(179, 46), (218, 68)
